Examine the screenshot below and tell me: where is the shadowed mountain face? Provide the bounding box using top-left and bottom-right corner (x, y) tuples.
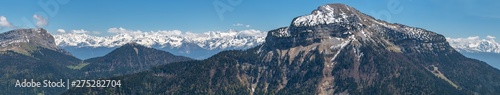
(64, 3), (500, 95)
(0, 49), (83, 95)
(80, 42), (193, 79)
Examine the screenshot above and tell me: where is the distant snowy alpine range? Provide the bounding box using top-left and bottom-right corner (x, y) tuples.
(447, 36), (500, 69)
(54, 28), (266, 59)
(54, 28), (500, 69)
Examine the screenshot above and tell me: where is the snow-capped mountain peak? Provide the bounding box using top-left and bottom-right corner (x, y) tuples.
(447, 36), (500, 53)
(54, 29), (266, 50)
(292, 4), (355, 27)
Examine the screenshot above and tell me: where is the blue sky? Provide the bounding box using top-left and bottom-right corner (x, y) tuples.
(0, 0), (499, 41)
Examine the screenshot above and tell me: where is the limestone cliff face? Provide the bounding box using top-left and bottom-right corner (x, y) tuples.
(253, 4), (484, 94)
(0, 28), (70, 55)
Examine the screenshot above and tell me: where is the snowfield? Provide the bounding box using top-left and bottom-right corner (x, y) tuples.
(54, 28), (266, 50)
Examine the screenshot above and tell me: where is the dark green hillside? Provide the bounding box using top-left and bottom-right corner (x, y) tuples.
(0, 48), (82, 94)
(80, 43), (193, 79)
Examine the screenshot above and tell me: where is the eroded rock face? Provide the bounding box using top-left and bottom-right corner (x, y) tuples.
(263, 3), (449, 56)
(0, 28), (72, 55)
(250, 3), (498, 94)
(0, 28), (56, 49)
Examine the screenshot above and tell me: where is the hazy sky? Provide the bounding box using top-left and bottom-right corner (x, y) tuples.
(0, 0), (498, 41)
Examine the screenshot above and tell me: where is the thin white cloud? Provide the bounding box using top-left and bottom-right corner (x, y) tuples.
(108, 27), (126, 33)
(238, 29), (265, 37)
(233, 23), (251, 28)
(33, 14), (48, 27)
(467, 36), (479, 40)
(57, 29), (66, 33)
(108, 27), (142, 34)
(65, 29), (102, 35)
(233, 23), (243, 26)
(487, 35), (496, 39)
(71, 29), (88, 34)
(92, 31), (101, 34)
(156, 30), (182, 36)
(0, 16), (13, 27)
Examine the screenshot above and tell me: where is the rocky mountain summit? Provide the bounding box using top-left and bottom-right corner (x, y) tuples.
(65, 3), (500, 95)
(0, 28), (70, 55)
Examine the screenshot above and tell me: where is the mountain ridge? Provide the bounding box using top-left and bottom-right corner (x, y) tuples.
(54, 29), (265, 59)
(80, 42), (194, 78)
(64, 3), (500, 94)
(447, 36), (500, 69)
(0, 28), (71, 55)
(53, 28), (500, 60)
(447, 36), (500, 53)
(0, 28), (196, 94)
(54, 29), (265, 49)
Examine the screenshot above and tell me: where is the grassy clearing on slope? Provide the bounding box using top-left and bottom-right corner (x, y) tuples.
(67, 63), (90, 70)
